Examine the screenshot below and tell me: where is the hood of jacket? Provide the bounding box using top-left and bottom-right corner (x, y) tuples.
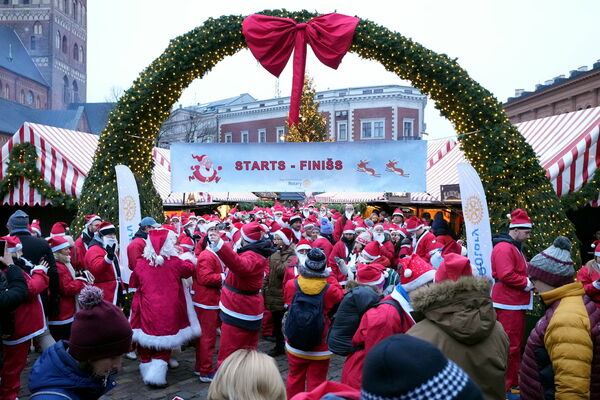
(133, 229), (148, 240)
(492, 232), (522, 251)
(238, 238), (277, 258)
(409, 276), (496, 345)
(28, 341), (114, 398)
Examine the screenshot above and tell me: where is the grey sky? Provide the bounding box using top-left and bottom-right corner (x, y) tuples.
(88, 0), (600, 139)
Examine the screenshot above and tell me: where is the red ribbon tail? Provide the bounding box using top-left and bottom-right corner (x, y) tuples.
(288, 30), (307, 127)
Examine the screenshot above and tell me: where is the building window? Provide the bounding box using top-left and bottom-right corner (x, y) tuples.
(4, 84), (10, 99)
(30, 36), (36, 50)
(35, 95), (41, 109)
(63, 0), (68, 13)
(19, 90), (25, 104)
(26, 91), (34, 105)
(337, 121), (348, 141)
(63, 75), (69, 104)
(55, 31), (61, 49)
(241, 130), (249, 143)
(258, 128), (266, 143)
(73, 43), (78, 60)
(72, 80), (78, 103)
(62, 35), (67, 53)
(23, 0), (30, 4)
(79, 47), (83, 63)
(276, 126), (285, 143)
(224, 133), (232, 143)
(360, 119), (384, 139)
(33, 21), (42, 35)
(402, 119), (414, 137)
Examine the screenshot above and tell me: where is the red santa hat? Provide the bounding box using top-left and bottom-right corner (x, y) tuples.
(434, 253), (473, 282)
(97, 221), (116, 236)
(362, 241), (381, 261)
(508, 209), (532, 229)
(296, 239), (312, 252)
(161, 224), (177, 233)
(342, 220), (356, 235)
(592, 240), (600, 249)
(50, 222), (69, 237)
(241, 222), (266, 243)
(401, 254), (435, 292)
(398, 228), (409, 238)
(392, 208), (404, 217)
(332, 212), (342, 222)
(29, 219), (42, 236)
(269, 221), (283, 232)
(205, 220), (219, 231)
(177, 233), (194, 251)
(146, 229), (171, 266)
(84, 214), (102, 228)
(273, 200), (286, 213)
(355, 219), (368, 233)
(405, 216), (424, 232)
(356, 263), (387, 286)
(274, 228), (294, 246)
(289, 214), (302, 225)
(303, 220), (316, 231)
(0, 236), (22, 253)
(48, 236), (72, 253)
(356, 231), (372, 246)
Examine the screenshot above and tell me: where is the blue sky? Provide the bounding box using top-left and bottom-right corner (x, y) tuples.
(87, 0), (600, 139)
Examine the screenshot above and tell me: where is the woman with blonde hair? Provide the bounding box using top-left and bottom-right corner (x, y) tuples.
(207, 349), (286, 400)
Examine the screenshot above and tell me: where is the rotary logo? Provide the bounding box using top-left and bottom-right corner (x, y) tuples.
(464, 195), (484, 225)
(122, 195), (137, 222)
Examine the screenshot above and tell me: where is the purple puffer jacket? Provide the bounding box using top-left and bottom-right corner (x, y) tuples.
(519, 295), (600, 400)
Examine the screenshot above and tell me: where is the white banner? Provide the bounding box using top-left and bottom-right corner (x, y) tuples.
(115, 165), (141, 284)
(170, 141), (427, 193)
(457, 163), (493, 280)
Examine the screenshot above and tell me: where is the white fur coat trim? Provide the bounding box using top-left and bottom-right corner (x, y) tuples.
(139, 359), (168, 385)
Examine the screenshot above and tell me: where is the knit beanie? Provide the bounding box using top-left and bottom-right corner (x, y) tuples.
(69, 286), (132, 361)
(361, 334), (483, 400)
(527, 236), (574, 287)
(7, 210), (29, 231)
(320, 218), (334, 235)
(298, 248), (329, 278)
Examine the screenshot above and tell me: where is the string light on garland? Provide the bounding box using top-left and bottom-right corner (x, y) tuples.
(75, 9), (581, 263)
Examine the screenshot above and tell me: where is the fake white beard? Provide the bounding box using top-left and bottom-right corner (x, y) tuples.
(345, 211), (354, 219)
(198, 224), (207, 234)
(302, 210), (310, 218)
(296, 253), (307, 266)
(358, 254), (372, 264)
(103, 237), (119, 250)
(373, 232), (385, 244)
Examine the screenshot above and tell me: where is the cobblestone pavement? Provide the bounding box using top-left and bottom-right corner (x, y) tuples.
(19, 337), (345, 400)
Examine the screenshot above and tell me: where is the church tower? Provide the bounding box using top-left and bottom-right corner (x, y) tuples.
(0, 0), (87, 110)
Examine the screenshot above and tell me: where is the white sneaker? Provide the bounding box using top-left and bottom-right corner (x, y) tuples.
(199, 373), (215, 383)
(168, 358), (179, 369)
(124, 351), (137, 360)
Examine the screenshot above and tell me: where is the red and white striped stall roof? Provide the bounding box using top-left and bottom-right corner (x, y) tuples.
(0, 123), (246, 206)
(313, 192), (386, 203)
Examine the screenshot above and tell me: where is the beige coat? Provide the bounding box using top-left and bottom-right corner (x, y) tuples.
(407, 276), (509, 400)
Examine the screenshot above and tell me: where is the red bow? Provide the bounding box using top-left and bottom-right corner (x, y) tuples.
(242, 13), (359, 127)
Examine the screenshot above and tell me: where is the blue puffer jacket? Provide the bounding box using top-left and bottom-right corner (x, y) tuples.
(28, 341), (116, 400)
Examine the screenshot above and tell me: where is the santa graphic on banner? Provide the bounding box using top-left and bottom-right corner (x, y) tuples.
(189, 154), (221, 183)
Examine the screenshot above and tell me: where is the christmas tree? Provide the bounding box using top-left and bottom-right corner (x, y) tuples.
(286, 76), (329, 142)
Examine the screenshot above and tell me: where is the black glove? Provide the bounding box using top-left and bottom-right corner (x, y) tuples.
(105, 244), (116, 260)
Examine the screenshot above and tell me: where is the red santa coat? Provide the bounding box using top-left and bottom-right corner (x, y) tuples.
(328, 240), (352, 283)
(2, 269), (48, 345)
(85, 244), (120, 305)
(435, 234), (462, 256)
(283, 276), (344, 360)
(192, 248), (224, 309)
(214, 242), (269, 331)
(413, 231), (438, 263)
(312, 237), (333, 259)
(332, 217), (347, 243)
(380, 241), (395, 262)
(129, 256), (200, 349)
(577, 264), (600, 305)
(72, 236), (87, 271)
(48, 262), (87, 325)
(491, 241), (532, 309)
(341, 291), (415, 389)
(126, 236), (146, 271)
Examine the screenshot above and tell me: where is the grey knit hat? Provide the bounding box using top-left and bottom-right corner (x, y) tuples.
(7, 210), (29, 231)
(527, 236), (574, 287)
(298, 248), (330, 278)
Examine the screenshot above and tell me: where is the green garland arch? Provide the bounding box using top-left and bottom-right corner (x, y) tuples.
(74, 9), (579, 260)
(0, 142), (78, 209)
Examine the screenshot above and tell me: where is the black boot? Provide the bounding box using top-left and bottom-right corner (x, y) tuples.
(267, 345), (285, 357)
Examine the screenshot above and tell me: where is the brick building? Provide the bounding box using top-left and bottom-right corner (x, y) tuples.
(159, 85), (427, 147)
(504, 60), (600, 123)
(0, 0), (87, 110)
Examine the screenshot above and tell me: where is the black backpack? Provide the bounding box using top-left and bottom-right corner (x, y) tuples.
(284, 281), (329, 351)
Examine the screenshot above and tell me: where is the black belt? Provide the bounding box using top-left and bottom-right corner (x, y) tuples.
(223, 282), (261, 296)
